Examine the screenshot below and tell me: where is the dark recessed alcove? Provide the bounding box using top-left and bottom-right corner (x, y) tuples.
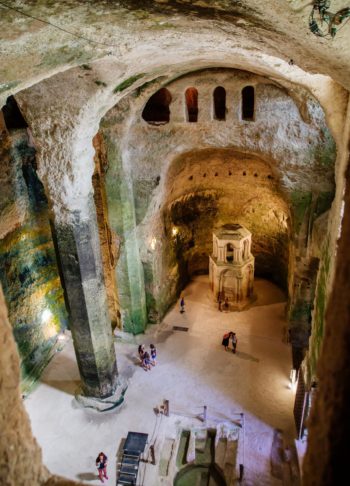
(213, 86), (226, 120)
(2, 96), (28, 130)
(242, 86), (255, 121)
(142, 88), (172, 124)
(185, 87), (198, 122)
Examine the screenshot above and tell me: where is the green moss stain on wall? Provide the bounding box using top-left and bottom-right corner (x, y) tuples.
(134, 76), (167, 97)
(102, 132), (147, 333)
(308, 238), (331, 378)
(114, 73), (145, 93)
(290, 189), (334, 238)
(133, 177), (160, 225)
(154, 235), (184, 322)
(287, 187), (334, 362)
(290, 190), (312, 234)
(314, 191), (334, 218)
(314, 128), (336, 168)
(289, 300), (313, 323)
(142, 261), (158, 323)
(0, 134), (67, 393)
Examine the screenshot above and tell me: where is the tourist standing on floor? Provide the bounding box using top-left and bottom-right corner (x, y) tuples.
(142, 351), (152, 371)
(138, 344), (145, 362)
(96, 452), (108, 483)
(222, 331), (233, 351)
(180, 296), (185, 313)
(231, 332), (237, 353)
(150, 343), (157, 365)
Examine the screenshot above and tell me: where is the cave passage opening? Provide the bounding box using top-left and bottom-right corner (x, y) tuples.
(157, 148), (291, 319)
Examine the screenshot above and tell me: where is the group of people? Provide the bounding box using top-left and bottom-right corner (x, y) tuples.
(138, 343), (157, 370)
(222, 331), (238, 353)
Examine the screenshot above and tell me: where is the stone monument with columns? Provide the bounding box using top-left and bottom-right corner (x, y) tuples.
(209, 224), (255, 310)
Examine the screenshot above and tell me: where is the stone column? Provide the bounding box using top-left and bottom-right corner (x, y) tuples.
(14, 73), (122, 402)
(103, 145), (148, 334)
(53, 196), (118, 399)
(248, 266), (254, 297)
(170, 89), (185, 123)
(198, 86), (212, 123)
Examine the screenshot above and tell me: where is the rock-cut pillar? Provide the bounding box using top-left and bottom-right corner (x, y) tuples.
(53, 196), (118, 398)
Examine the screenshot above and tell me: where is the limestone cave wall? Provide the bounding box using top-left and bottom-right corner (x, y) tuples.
(0, 112), (68, 393)
(299, 98), (350, 389)
(0, 281), (85, 485)
(302, 98), (350, 485)
(99, 68), (335, 331)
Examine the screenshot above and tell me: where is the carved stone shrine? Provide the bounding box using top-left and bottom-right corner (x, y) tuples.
(209, 224), (255, 310)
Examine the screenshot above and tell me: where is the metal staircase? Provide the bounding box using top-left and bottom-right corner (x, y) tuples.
(117, 432), (148, 486)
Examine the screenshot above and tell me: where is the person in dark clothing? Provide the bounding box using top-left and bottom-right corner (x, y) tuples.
(180, 296), (185, 313)
(96, 452), (108, 483)
(222, 331), (233, 351)
(138, 344), (145, 362)
(142, 351), (152, 371)
(150, 343), (157, 365)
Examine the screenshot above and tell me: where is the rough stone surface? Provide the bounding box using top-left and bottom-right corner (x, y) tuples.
(0, 283), (85, 485)
(92, 133), (121, 329)
(0, 113), (28, 239)
(303, 101), (350, 485)
(0, 117), (67, 392)
(0, 285), (45, 485)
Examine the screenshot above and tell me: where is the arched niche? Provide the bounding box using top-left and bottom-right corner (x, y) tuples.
(213, 86), (226, 120)
(242, 85), (255, 121)
(185, 87), (198, 122)
(142, 88), (172, 124)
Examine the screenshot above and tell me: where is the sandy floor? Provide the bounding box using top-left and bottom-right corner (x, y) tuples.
(25, 276), (296, 485)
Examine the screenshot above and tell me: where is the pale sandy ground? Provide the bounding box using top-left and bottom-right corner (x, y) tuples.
(25, 276), (298, 486)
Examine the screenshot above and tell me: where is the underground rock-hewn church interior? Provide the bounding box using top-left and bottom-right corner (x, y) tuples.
(1, 1), (350, 485)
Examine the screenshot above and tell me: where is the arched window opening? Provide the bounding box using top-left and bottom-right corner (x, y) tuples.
(185, 87), (198, 122)
(226, 243), (234, 262)
(142, 88), (171, 125)
(213, 86), (226, 120)
(242, 86), (255, 121)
